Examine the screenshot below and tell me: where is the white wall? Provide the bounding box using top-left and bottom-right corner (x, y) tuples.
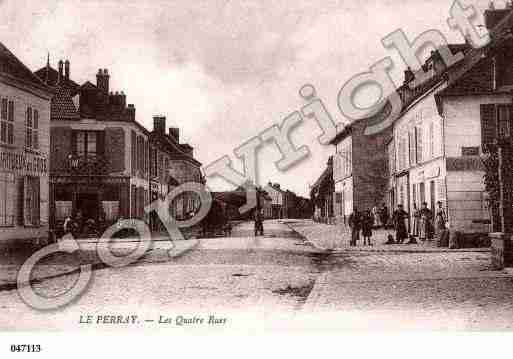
(0, 79), (51, 241)
(443, 94), (511, 157)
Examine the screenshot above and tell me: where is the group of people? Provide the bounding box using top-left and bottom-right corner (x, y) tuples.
(348, 201), (448, 246)
(63, 211), (99, 238)
(347, 209), (376, 246)
(389, 201), (448, 244)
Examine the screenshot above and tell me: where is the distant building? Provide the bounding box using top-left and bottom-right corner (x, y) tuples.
(310, 157), (334, 223)
(0, 44), (53, 244)
(264, 182), (284, 219)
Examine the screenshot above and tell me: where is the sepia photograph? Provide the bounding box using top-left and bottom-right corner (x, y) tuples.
(1, 0), (513, 354)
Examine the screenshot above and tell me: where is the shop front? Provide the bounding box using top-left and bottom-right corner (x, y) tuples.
(0, 149), (49, 243)
(50, 175), (130, 236)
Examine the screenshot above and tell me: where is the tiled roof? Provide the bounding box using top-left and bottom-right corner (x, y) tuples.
(0, 42), (51, 91)
(51, 86), (79, 121)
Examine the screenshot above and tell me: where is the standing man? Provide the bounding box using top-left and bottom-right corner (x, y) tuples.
(392, 204), (408, 244)
(254, 208), (264, 236)
(348, 208), (361, 246)
(380, 203), (389, 229)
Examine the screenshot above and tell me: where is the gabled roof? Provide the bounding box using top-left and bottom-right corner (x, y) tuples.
(0, 42), (52, 93)
(81, 81), (98, 90)
(34, 65), (80, 93)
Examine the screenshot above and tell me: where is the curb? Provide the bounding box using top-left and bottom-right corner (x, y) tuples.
(0, 239), (200, 293)
(282, 222), (332, 253)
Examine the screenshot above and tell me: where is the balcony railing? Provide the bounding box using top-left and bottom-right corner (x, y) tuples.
(68, 154), (108, 175)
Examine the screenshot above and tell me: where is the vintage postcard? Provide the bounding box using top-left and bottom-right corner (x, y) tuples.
(1, 0), (513, 353)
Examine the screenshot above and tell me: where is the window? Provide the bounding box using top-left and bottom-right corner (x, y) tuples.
(409, 128), (415, 166)
(25, 107), (39, 149)
(498, 105), (510, 138)
(0, 173), (15, 226)
(429, 122), (434, 158)
(74, 131), (98, 157)
(0, 98), (14, 145)
(415, 125), (423, 163)
(23, 176), (40, 226)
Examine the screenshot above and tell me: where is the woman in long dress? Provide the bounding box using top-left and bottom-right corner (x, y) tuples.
(419, 202), (432, 241)
(412, 203), (420, 237)
(372, 205), (381, 228)
(435, 201), (447, 233)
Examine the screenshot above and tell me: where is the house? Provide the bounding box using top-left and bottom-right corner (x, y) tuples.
(329, 108), (392, 224)
(310, 157), (334, 223)
(264, 182), (286, 219)
(36, 61), (150, 233)
(148, 115), (203, 230)
(386, 5), (513, 234)
(0, 43), (53, 244)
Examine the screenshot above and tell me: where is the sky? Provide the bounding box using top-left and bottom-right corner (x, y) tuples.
(0, 0), (496, 196)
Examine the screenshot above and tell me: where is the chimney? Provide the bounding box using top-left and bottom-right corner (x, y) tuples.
(127, 104), (136, 122)
(58, 60), (64, 84)
(120, 91), (126, 108)
(64, 59), (70, 80)
(404, 67), (414, 84)
(153, 115), (166, 134)
(96, 68), (110, 93)
(168, 127), (179, 142)
(484, 7), (511, 30)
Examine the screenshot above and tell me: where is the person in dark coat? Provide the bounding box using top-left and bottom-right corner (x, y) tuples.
(361, 209), (373, 246)
(380, 203), (389, 229)
(348, 208), (361, 246)
(254, 209), (264, 236)
(392, 204), (408, 244)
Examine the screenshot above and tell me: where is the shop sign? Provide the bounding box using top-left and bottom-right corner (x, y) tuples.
(0, 150), (48, 175)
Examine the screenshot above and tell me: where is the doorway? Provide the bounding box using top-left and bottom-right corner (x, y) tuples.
(76, 193), (99, 221)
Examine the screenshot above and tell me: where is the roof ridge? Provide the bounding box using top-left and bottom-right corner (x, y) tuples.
(0, 42), (51, 91)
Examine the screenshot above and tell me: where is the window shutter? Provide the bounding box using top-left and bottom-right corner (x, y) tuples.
(480, 104), (497, 149)
(408, 129), (415, 166)
(416, 126), (423, 163)
(71, 131), (77, 156)
(131, 131), (136, 175)
(17, 177), (24, 225)
(97, 131), (105, 156)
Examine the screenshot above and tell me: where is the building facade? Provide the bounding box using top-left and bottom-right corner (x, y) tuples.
(330, 109), (392, 224)
(148, 115), (203, 231)
(0, 43), (53, 243)
(310, 157), (334, 223)
(386, 6), (513, 234)
(36, 61), (151, 234)
(264, 182), (284, 219)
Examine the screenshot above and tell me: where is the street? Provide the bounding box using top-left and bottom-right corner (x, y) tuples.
(1, 220), (513, 331)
